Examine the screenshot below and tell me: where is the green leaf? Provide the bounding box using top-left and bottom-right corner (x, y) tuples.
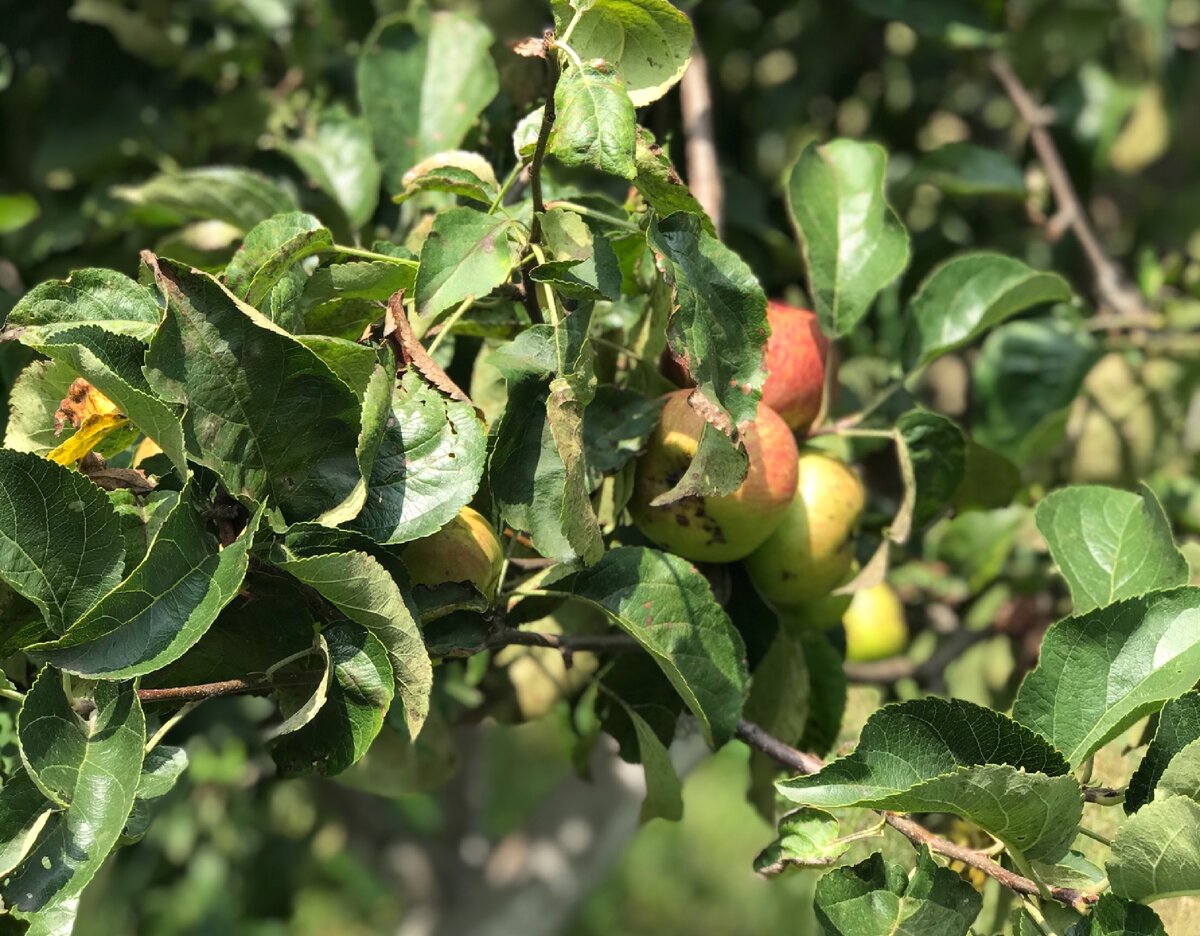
(648, 212), (768, 433)
(144, 256), (365, 524)
(0, 772), (55, 877)
(785, 139), (909, 339)
(530, 208), (623, 302)
(1036, 485), (1188, 614)
(123, 745), (187, 844)
(489, 328), (602, 563)
(279, 104), (381, 229)
(551, 0), (694, 107)
(972, 318), (1099, 467)
(814, 847), (983, 936)
(1127, 690), (1200, 814)
(950, 439), (1021, 513)
(268, 637), (332, 741)
(394, 151), (499, 206)
(745, 626), (810, 819)
(897, 410), (966, 529)
(414, 207), (520, 320)
(349, 370), (486, 544)
(581, 385), (663, 489)
(28, 490), (259, 679)
(935, 507), (1026, 594)
(633, 128), (716, 235)
(754, 807), (847, 876)
(849, 0), (997, 46)
(3, 268), (161, 342)
(357, 13), (499, 192)
(548, 546), (749, 747)
(1108, 795), (1200, 902)
(1064, 893), (1167, 935)
(548, 61), (637, 179)
(19, 326), (188, 475)
(779, 698), (1080, 862)
(1155, 735), (1200, 802)
(0, 192), (39, 235)
(278, 551), (433, 738)
(272, 622), (394, 777)
(797, 633), (846, 757)
(302, 259), (416, 311)
(1014, 587), (1200, 768)
(608, 694), (683, 823)
(224, 212), (333, 316)
(113, 166), (298, 232)
(3, 671), (145, 919)
(904, 254), (1072, 371)
(0, 450), (124, 634)
(3, 359), (80, 455)
(913, 142), (1026, 198)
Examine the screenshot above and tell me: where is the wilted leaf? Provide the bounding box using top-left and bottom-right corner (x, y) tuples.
(632, 128), (715, 235)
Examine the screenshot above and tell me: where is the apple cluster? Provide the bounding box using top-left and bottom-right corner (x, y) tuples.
(635, 302), (908, 661)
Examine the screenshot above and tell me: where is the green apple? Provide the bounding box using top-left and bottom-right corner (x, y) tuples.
(400, 506), (505, 603)
(629, 390), (800, 563)
(843, 581), (908, 661)
(744, 450), (864, 604)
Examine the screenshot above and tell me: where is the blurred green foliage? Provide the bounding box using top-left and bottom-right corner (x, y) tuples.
(4, 0), (1200, 933)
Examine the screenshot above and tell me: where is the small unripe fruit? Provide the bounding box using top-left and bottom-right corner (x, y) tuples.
(629, 390), (799, 563)
(760, 301), (830, 434)
(400, 506), (505, 603)
(744, 451), (864, 604)
(843, 582), (908, 662)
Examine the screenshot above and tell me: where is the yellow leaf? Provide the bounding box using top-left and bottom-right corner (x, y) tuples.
(47, 413), (130, 465)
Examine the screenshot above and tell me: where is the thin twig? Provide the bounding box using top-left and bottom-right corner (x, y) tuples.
(990, 55), (1147, 320)
(136, 673), (315, 704)
(735, 718), (1098, 910)
(529, 32), (559, 237)
(679, 37), (723, 235)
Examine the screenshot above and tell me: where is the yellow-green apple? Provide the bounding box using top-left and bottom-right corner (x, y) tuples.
(629, 390), (799, 563)
(744, 450), (864, 604)
(843, 581), (908, 661)
(400, 506), (505, 603)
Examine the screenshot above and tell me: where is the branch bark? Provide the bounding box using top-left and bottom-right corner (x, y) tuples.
(990, 55), (1148, 321)
(735, 718), (1099, 910)
(679, 39), (723, 235)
